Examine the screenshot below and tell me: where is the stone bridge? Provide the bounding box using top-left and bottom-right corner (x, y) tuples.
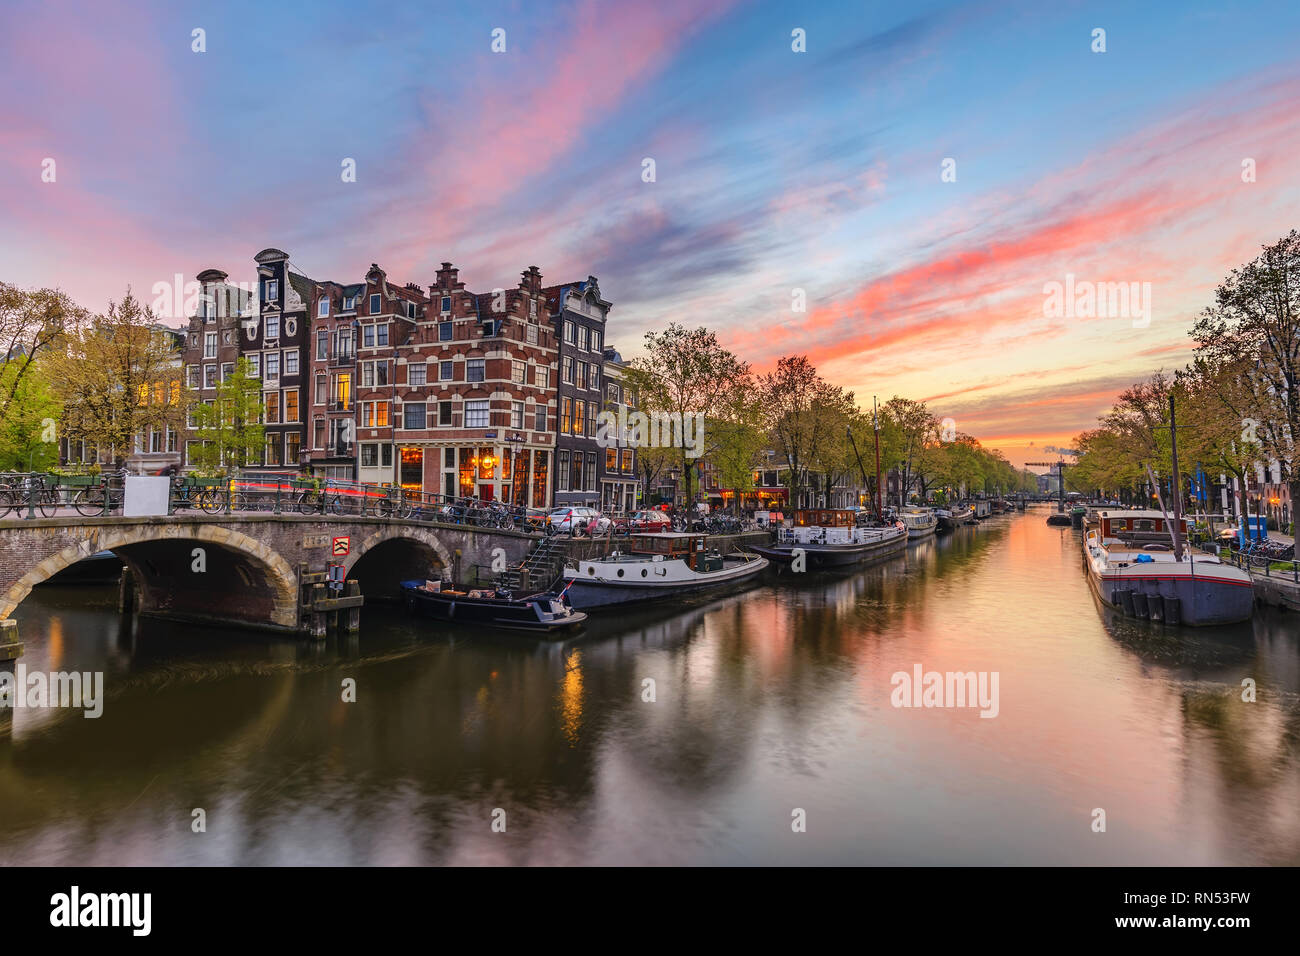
(0, 514), (538, 646)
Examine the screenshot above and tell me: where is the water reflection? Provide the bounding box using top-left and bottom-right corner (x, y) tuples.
(1, 510), (1297, 865)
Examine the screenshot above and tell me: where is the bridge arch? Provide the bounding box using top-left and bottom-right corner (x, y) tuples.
(343, 527), (454, 602)
(1, 525), (299, 629)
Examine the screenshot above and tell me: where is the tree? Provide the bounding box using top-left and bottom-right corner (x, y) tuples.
(0, 357), (60, 470)
(626, 323), (751, 507)
(1191, 230), (1300, 520)
(707, 390), (768, 514)
(758, 355), (861, 508)
(881, 397), (938, 506)
(44, 290), (187, 466)
(0, 283), (81, 458)
(189, 357), (265, 474)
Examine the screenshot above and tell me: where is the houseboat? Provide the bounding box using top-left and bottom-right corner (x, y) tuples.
(747, 509), (908, 569)
(935, 505), (975, 531)
(900, 507), (938, 538)
(972, 500), (992, 520)
(1082, 510), (1253, 626)
(561, 533), (768, 609)
(400, 579), (588, 633)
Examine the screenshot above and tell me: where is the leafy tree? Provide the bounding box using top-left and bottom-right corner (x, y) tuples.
(1191, 230), (1300, 518)
(626, 323), (751, 507)
(881, 396), (938, 506)
(0, 357), (60, 470)
(44, 290), (187, 466)
(708, 390), (768, 514)
(0, 283), (81, 455)
(759, 355), (861, 508)
(190, 357), (265, 475)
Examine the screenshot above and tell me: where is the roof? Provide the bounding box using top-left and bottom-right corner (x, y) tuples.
(287, 272), (314, 303)
(1100, 510), (1179, 520)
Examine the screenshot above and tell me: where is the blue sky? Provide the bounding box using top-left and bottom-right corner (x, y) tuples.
(4, 0), (1300, 462)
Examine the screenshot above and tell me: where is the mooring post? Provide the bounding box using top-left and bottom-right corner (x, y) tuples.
(345, 580), (361, 633)
(311, 582), (327, 639)
(117, 567), (136, 616)
(0, 619), (23, 661)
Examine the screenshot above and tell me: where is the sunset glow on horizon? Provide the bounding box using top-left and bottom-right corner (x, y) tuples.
(4, 0), (1300, 469)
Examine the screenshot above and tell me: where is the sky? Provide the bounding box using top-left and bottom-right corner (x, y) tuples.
(3, 0), (1300, 469)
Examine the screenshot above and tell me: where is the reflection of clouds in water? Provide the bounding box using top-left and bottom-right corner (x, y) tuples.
(4, 512), (1300, 864)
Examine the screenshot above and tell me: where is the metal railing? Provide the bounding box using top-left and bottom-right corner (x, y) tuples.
(1219, 542), (1300, 583)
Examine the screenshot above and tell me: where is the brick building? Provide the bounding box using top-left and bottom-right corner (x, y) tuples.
(545, 276), (610, 510)
(383, 263), (558, 507)
(243, 248), (311, 475)
(599, 348), (638, 513)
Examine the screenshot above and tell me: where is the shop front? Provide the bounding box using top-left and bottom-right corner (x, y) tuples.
(400, 443), (551, 508)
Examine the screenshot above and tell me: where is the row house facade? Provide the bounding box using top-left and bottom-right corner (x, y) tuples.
(179, 251), (647, 513)
(599, 349), (639, 513)
(385, 263), (558, 508)
(545, 277), (610, 509)
(181, 249), (311, 475)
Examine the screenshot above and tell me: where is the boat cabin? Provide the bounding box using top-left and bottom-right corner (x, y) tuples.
(629, 532), (709, 570)
(793, 509), (855, 528)
(1098, 510), (1187, 546)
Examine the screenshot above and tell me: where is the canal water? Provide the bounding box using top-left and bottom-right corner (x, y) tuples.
(2, 508), (1297, 865)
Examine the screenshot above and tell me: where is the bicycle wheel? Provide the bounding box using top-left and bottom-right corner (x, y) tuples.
(73, 488), (106, 517)
(327, 495), (346, 517)
(36, 488), (59, 517)
(295, 493), (318, 515)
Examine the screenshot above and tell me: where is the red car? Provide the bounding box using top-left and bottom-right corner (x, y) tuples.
(629, 509), (672, 532)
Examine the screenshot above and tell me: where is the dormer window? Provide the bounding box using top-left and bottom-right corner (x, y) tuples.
(265, 279), (279, 302)
(407, 301), (417, 319)
(441, 295), (451, 314)
(369, 293), (381, 314)
(319, 299), (330, 318)
(344, 296), (356, 311)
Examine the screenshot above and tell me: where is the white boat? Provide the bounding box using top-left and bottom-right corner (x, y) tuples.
(748, 509), (908, 568)
(1083, 510), (1253, 626)
(562, 533), (768, 609)
(900, 507), (938, 538)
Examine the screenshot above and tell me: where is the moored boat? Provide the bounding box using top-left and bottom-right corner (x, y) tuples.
(900, 507), (938, 538)
(1082, 511), (1253, 626)
(748, 509), (908, 568)
(935, 505), (975, 531)
(561, 533), (768, 608)
(400, 579), (588, 633)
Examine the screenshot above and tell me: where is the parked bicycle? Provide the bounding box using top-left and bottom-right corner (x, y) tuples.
(296, 486), (345, 516)
(3, 473), (62, 518)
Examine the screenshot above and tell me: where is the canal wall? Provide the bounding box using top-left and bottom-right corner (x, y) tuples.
(1251, 573), (1300, 612)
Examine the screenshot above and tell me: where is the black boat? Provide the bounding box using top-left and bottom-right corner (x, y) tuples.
(400, 580), (587, 633)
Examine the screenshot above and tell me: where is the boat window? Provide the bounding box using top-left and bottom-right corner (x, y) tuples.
(617, 568), (624, 577)
(641, 569), (648, 577)
(587, 567), (595, 576)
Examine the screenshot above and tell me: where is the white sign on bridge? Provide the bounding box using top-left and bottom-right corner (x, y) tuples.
(123, 477), (171, 517)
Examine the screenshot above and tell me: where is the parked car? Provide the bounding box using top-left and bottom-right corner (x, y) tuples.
(629, 509), (672, 532)
(547, 507), (611, 536)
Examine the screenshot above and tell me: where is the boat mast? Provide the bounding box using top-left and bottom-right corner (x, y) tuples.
(1168, 394), (1185, 561)
(874, 397), (884, 520)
